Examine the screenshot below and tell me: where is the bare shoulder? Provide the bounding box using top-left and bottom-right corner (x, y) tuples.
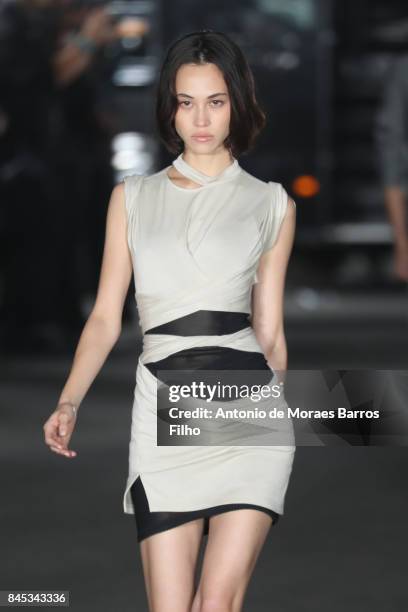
(108, 181), (125, 209)
(286, 196), (297, 215)
(113, 181), (125, 197)
(277, 195), (296, 250)
(100, 182), (127, 225)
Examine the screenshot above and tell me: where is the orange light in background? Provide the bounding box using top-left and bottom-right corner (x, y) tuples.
(292, 175), (320, 198)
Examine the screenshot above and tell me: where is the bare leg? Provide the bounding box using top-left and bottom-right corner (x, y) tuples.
(139, 518), (204, 612)
(191, 510), (274, 612)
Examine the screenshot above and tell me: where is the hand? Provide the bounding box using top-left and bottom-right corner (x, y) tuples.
(394, 245), (408, 282)
(80, 7), (117, 47)
(43, 402), (78, 458)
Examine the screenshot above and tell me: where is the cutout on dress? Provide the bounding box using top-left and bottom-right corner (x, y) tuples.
(166, 168), (203, 190)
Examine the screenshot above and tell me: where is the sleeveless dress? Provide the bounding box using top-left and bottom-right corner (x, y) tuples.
(122, 153), (296, 542)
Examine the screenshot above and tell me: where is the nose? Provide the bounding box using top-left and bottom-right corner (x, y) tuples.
(193, 104), (210, 126)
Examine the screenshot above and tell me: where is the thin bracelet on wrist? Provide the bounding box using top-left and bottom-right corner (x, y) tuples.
(67, 32), (98, 55)
(58, 401), (78, 416)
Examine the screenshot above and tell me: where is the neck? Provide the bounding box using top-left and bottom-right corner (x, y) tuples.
(181, 147), (234, 177)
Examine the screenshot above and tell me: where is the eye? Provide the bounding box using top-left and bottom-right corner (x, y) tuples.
(210, 100), (224, 107)
(179, 100), (191, 107)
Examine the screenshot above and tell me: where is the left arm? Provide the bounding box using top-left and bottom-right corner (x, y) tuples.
(251, 196), (296, 381)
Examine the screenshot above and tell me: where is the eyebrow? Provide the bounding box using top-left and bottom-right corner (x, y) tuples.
(176, 93), (228, 99)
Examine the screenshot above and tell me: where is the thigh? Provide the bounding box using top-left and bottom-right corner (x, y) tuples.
(195, 509), (273, 610)
(139, 518), (204, 612)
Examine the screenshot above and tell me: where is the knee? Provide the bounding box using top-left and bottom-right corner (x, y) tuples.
(199, 601), (232, 612)
(196, 591), (236, 612)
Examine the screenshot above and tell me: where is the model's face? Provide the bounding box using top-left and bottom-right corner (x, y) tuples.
(174, 62), (231, 153)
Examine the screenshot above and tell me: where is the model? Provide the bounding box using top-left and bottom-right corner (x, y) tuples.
(43, 29), (297, 612)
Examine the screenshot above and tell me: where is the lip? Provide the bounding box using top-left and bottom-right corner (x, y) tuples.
(192, 135), (214, 141)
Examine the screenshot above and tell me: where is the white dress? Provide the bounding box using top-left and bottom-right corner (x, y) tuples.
(122, 153), (296, 527)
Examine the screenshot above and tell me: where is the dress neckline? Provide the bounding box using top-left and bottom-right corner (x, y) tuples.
(170, 152), (242, 188)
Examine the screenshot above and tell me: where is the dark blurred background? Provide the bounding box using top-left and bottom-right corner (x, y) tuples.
(1, 1), (407, 611)
(1, 0), (408, 357)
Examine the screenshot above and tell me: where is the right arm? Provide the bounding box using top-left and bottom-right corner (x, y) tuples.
(384, 186), (408, 281)
(375, 57), (408, 280)
(43, 182), (132, 456)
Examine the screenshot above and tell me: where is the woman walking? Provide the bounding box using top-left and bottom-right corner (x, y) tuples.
(43, 30), (297, 612)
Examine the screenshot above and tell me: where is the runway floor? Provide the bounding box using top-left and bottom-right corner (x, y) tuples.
(1, 296), (407, 611)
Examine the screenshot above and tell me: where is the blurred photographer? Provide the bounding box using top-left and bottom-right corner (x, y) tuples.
(0, 0), (118, 353)
(51, 1), (119, 336)
(376, 54), (408, 283)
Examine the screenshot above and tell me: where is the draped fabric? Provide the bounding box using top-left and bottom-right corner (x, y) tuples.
(121, 154), (296, 525)
(123, 154), (294, 334)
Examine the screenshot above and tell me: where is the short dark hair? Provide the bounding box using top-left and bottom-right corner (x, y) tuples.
(155, 30), (266, 158)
